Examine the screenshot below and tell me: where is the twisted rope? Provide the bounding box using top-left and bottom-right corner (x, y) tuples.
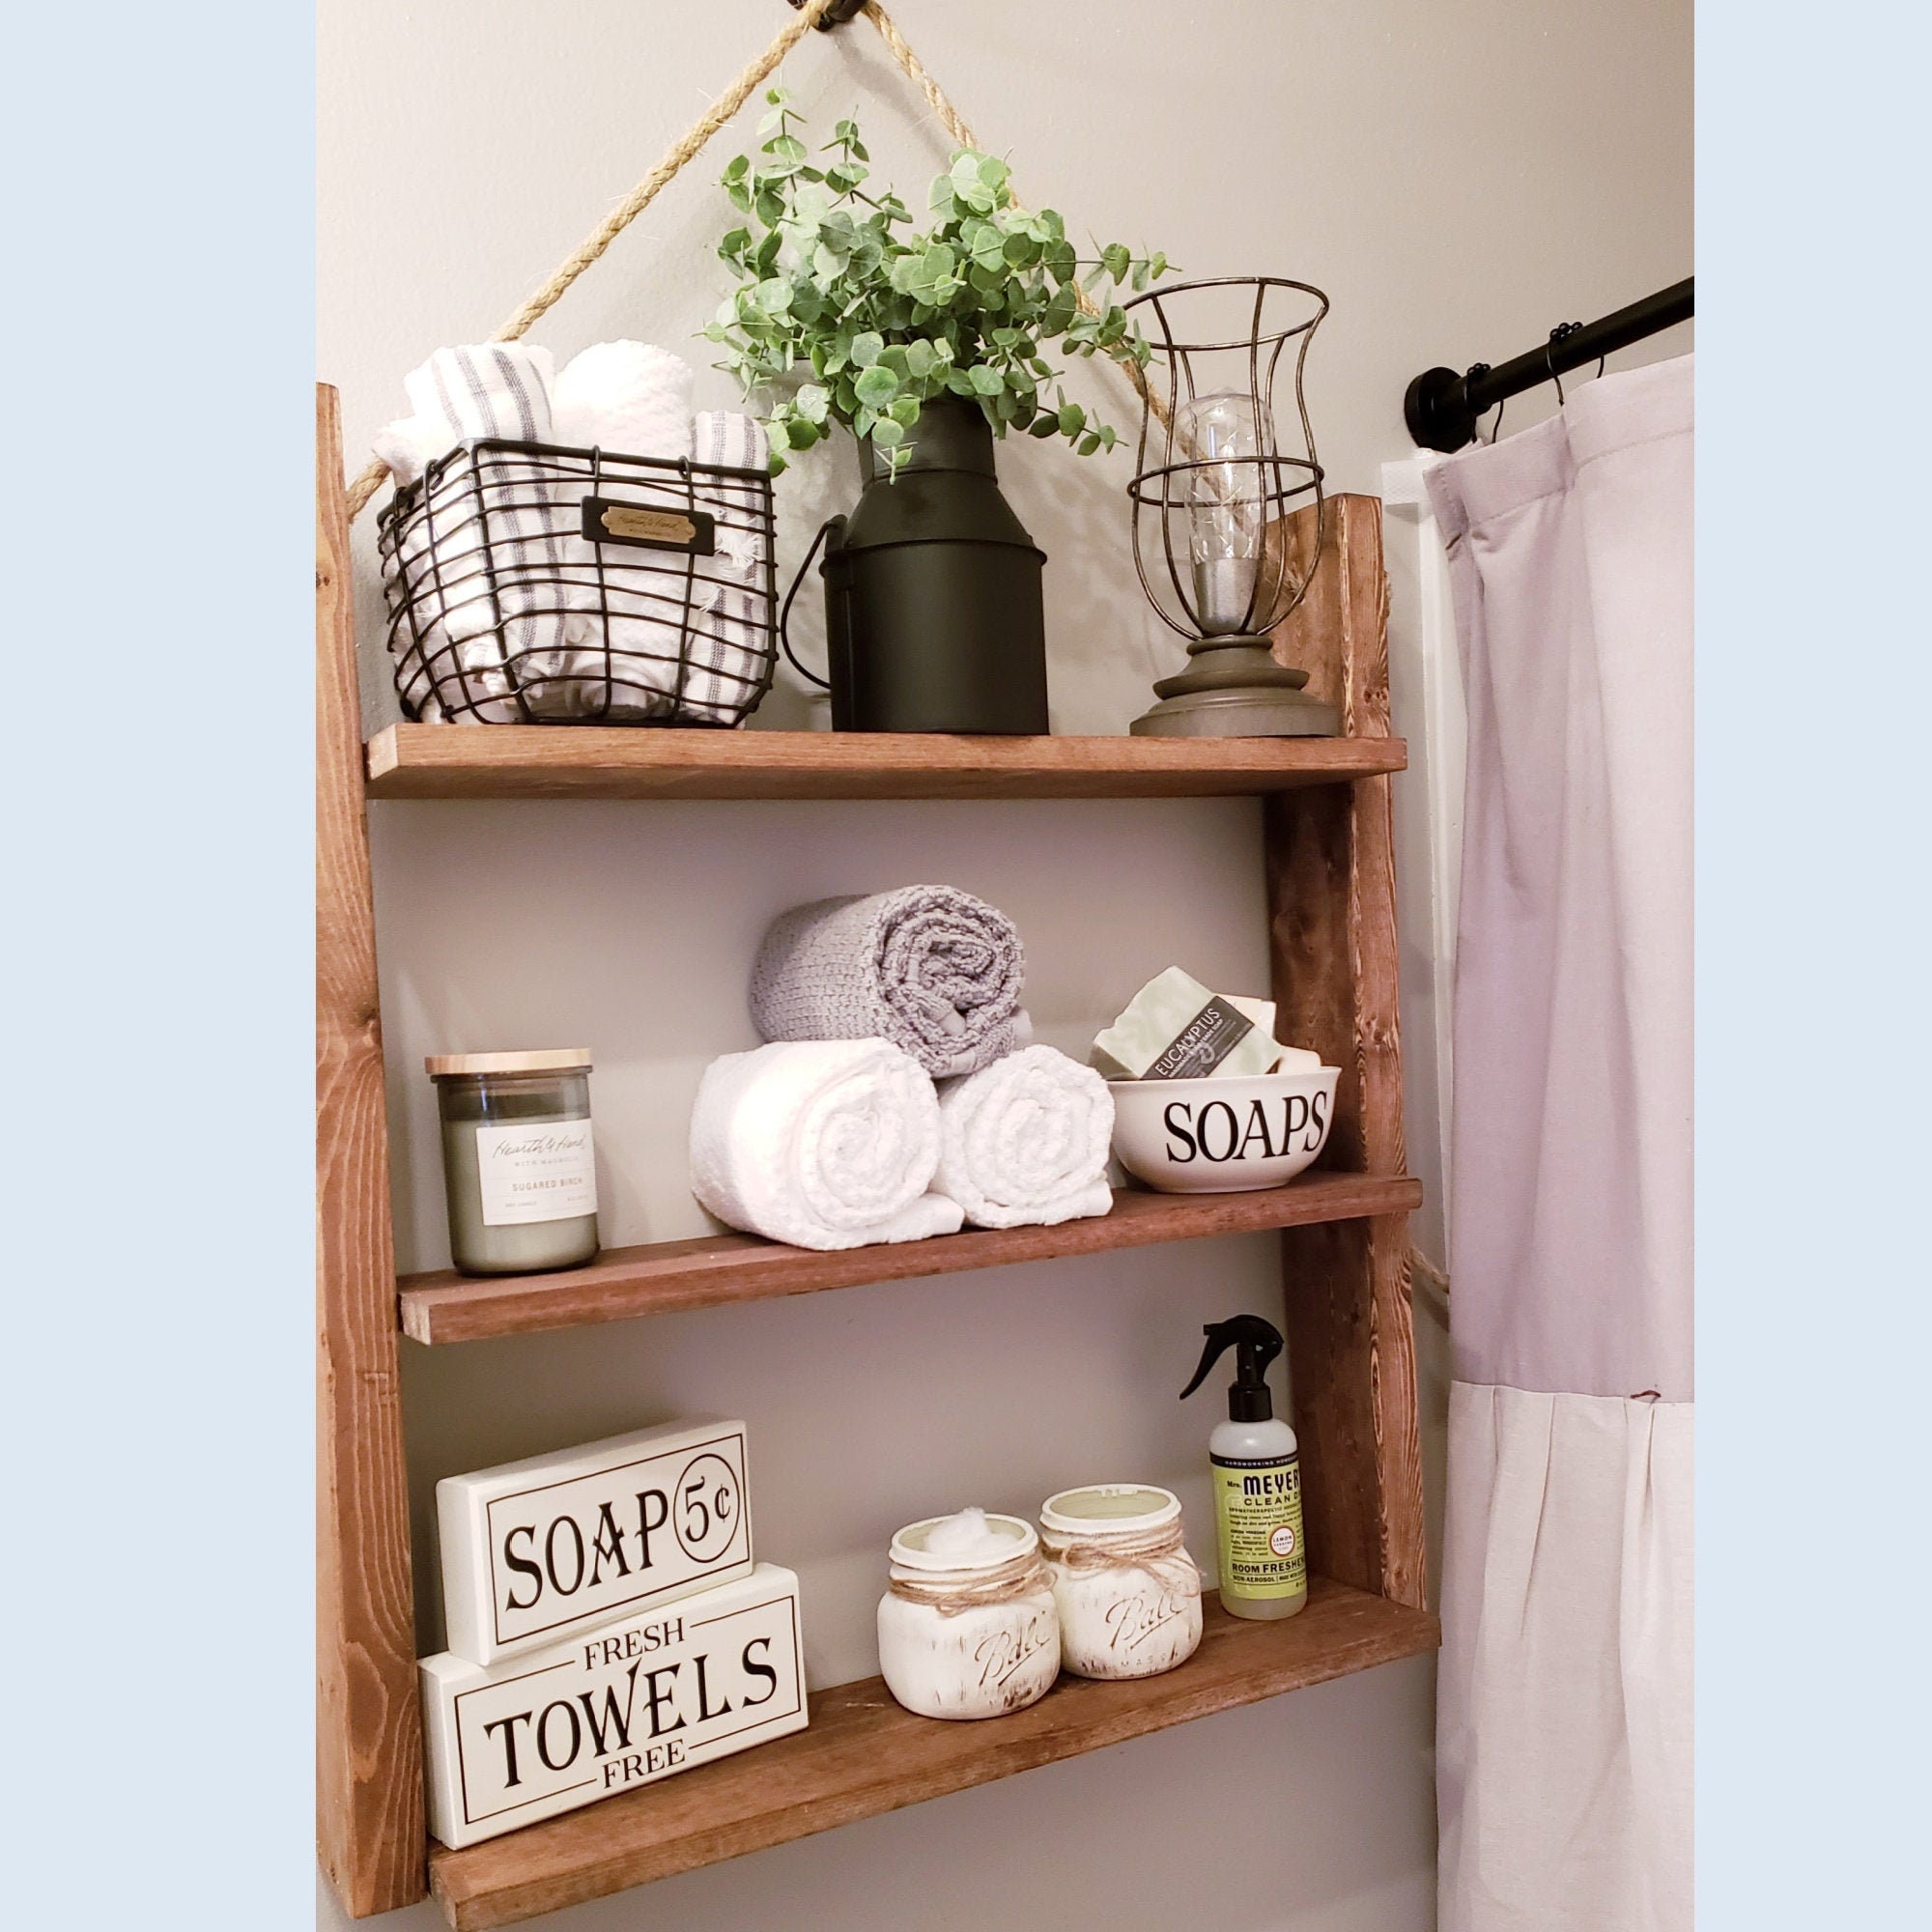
(344, 0), (842, 519)
(343, 0), (1159, 520)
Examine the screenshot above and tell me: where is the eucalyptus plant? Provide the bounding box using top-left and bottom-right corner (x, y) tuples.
(704, 92), (1170, 473)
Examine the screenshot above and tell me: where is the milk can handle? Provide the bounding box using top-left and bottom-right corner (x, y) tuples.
(778, 515), (842, 691)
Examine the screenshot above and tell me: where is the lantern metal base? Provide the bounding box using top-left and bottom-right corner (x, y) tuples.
(1129, 636), (1340, 739)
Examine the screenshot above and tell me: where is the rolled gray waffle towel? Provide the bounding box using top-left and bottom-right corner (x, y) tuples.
(750, 886), (1026, 1079)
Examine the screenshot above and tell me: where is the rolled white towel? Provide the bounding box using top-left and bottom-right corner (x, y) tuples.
(552, 341), (693, 457)
(690, 1039), (965, 1251)
(934, 1045), (1116, 1230)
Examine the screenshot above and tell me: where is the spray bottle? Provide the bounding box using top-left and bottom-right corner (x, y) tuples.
(1179, 1315), (1307, 1620)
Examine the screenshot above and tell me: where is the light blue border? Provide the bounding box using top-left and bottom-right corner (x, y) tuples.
(1697, 2), (1929, 1924)
(1, 3), (314, 1923)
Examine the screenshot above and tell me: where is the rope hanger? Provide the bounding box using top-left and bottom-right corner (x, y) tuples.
(344, 0), (1151, 520)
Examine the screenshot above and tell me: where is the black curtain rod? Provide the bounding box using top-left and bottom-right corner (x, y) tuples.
(1404, 277), (1693, 452)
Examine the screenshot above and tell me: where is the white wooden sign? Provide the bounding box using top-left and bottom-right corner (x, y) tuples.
(438, 1417), (753, 1665)
(421, 1564), (807, 1849)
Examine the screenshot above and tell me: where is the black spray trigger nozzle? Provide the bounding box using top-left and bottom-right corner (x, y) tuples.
(1179, 1315), (1284, 1423)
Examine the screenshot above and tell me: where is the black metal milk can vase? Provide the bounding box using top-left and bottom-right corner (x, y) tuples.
(790, 397), (1050, 734)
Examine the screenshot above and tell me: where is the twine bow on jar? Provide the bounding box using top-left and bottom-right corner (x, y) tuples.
(886, 1549), (1053, 1618)
(1039, 1522), (1205, 1595)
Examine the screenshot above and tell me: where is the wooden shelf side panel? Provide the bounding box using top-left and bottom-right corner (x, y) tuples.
(1265, 494), (1429, 1611)
(428, 1582), (1439, 1932)
(316, 385), (430, 1917)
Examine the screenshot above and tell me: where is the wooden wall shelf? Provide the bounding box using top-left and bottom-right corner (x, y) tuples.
(319, 382), (1430, 1925)
(401, 1174), (1424, 1345)
(428, 1580), (1438, 1931)
(365, 722), (1406, 802)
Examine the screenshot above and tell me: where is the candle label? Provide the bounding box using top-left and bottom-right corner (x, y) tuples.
(420, 1564), (807, 1849)
(474, 1119), (597, 1226)
(439, 1419), (756, 1665)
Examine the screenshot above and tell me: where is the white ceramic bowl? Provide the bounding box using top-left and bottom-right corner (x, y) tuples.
(1108, 1066), (1341, 1193)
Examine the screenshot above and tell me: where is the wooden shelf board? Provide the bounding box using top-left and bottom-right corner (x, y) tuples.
(365, 724), (1406, 801)
(428, 1579), (1439, 1930)
(399, 1173), (1423, 1346)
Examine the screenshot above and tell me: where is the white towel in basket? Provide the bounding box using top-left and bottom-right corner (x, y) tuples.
(547, 404), (772, 724)
(681, 410), (772, 724)
(391, 344), (572, 720)
(544, 344), (700, 719)
(552, 342), (693, 458)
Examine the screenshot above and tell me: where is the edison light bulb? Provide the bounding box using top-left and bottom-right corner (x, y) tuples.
(1178, 391), (1265, 636)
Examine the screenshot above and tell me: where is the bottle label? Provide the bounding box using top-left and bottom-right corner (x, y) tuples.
(475, 1120), (598, 1226)
(1210, 1452), (1306, 1599)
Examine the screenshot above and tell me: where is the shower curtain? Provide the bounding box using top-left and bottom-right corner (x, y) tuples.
(1426, 354), (1692, 1932)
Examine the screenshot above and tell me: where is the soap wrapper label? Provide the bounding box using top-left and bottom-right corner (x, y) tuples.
(1210, 1452), (1306, 1600)
(475, 1119), (597, 1226)
(1143, 997), (1256, 1080)
(420, 1564), (807, 1849)
(439, 1419), (754, 1665)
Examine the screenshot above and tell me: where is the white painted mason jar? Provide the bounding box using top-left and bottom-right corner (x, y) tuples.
(877, 1513), (1061, 1720)
(1038, 1485), (1204, 1680)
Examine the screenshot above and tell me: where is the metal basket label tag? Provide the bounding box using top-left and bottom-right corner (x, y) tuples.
(582, 497), (716, 555)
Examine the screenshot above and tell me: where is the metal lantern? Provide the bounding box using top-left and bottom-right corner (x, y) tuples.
(1123, 276), (1334, 737)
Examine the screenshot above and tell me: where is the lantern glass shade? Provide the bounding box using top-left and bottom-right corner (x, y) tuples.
(1179, 391), (1266, 635)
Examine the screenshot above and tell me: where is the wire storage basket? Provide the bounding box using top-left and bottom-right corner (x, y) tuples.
(378, 439), (779, 726)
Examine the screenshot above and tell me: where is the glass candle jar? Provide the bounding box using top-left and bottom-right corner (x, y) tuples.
(427, 1050), (599, 1276)
(877, 1510), (1061, 1720)
(1038, 1485), (1203, 1680)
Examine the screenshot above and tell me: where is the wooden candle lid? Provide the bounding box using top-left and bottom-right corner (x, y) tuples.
(424, 1049), (593, 1076)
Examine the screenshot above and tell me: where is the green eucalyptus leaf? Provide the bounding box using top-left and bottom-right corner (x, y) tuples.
(855, 363), (899, 405)
(968, 363), (1005, 396)
(796, 384), (833, 424)
(869, 417), (906, 447)
(1101, 242), (1130, 282)
(850, 330), (884, 367)
(1078, 431), (1101, 455)
(1058, 401), (1086, 435)
(1027, 412), (1060, 438)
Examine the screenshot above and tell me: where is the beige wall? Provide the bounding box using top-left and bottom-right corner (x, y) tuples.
(318, 3), (1690, 1925)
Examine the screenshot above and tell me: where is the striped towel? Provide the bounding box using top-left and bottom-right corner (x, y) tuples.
(394, 344), (571, 720)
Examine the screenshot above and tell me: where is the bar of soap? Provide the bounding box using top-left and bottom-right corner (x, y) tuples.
(1091, 968), (1286, 1081)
